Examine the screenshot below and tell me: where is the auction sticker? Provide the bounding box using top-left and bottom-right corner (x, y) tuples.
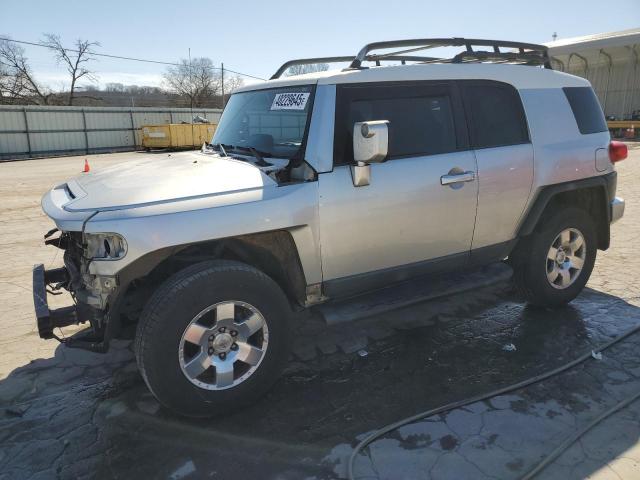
(271, 92), (310, 110)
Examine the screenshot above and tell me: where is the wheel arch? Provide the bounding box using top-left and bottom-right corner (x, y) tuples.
(109, 230), (308, 338)
(516, 173), (616, 251)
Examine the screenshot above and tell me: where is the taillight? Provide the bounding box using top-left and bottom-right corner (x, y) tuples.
(609, 141), (628, 163)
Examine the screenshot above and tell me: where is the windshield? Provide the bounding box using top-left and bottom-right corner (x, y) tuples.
(211, 85), (315, 159)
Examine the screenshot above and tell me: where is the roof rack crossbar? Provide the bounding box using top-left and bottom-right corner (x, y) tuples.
(366, 54), (440, 63)
(451, 50), (548, 66)
(370, 44), (441, 59)
(370, 55), (441, 66)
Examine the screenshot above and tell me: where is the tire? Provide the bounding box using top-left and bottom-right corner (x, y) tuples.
(134, 260), (292, 417)
(510, 206), (597, 307)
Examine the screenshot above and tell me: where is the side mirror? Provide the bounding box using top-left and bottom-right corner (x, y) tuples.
(353, 120), (389, 164)
(351, 120), (389, 187)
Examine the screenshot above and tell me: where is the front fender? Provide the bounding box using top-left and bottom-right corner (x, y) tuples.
(84, 181), (323, 285)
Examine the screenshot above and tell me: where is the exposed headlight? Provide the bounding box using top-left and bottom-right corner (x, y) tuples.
(85, 233), (127, 260)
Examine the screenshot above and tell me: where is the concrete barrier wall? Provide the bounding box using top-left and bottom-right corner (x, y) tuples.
(0, 106), (222, 161)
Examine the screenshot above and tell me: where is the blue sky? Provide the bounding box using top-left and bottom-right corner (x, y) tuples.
(2, 0), (639, 89)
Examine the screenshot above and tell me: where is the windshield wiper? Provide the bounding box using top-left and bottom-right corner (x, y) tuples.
(210, 143), (230, 157)
(225, 145), (273, 167)
(248, 147), (271, 167)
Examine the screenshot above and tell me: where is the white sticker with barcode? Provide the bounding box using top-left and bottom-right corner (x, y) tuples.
(271, 92), (310, 110)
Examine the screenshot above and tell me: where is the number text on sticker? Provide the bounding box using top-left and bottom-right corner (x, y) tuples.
(271, 92), (310, 111)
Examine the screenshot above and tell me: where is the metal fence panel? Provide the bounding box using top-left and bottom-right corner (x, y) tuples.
(88, 130), (135, 149)
(0, 106), (222, 160)
(0, 133), (28, 154)
(0, 109), (26, 132)
(30, 131), (86, 153)
(27, 109), (84, 131)
(85, 111), (131, 130)
(131, 111), (172, 128)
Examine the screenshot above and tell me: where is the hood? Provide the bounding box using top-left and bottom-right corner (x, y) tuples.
(63, 151), (277, 212)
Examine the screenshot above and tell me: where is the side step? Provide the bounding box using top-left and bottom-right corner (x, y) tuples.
(316, 262), (513, 325)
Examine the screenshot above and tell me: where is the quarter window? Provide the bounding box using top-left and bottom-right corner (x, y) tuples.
(563, 87), (608, 135)
(462, 83), (529, 149)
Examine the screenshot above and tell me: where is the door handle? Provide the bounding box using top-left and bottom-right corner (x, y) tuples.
(440, 171), (476, 186)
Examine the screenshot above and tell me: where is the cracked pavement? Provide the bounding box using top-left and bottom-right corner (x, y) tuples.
(1, 147), (639, 479)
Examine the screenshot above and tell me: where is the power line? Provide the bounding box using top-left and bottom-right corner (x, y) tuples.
(0, 36), (267, 81)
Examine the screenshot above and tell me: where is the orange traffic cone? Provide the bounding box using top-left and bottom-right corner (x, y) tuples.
(83, 158), (90, 173)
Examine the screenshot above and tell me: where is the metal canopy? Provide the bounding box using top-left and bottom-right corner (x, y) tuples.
(546, 28), (640, 56)
(544, 29), (640, 120)
(271, 37), (551, 79)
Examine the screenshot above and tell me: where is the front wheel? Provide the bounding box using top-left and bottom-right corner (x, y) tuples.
(510, 207), (597, 307)
(135, 260), (292, 417)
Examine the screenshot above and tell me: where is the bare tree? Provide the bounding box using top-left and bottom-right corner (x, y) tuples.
(163, 57), (222, 108)
(163, 58), (244, 108)
(42, 34), (99, 106)
(223, 73), (244, 94)
(105, 82), (125, 93)
(0, 37), (51, 104)
(286, 63), (330, 76)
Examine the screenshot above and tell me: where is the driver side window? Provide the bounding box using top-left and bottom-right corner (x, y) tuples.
(334, 83), (460, 166)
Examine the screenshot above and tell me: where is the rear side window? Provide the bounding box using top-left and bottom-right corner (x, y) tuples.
(462, 82), (529, 149)
(563, 87), (607, 134)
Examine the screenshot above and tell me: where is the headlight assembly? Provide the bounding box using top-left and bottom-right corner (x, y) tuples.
(85, 233), (127, 260)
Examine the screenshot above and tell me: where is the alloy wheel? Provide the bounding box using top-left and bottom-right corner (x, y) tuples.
(178, 301), (269, 390)
(546, 228), (586, 290)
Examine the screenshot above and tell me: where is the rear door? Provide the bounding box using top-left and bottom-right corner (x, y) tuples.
(458, 81), (534, 260)
(317, 81), (479, 296)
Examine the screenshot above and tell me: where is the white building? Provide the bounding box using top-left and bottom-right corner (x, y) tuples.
(546, 28), (640, 121)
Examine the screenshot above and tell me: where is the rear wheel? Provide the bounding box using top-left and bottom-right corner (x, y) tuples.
(511, 207), (597, 307)
(135, 260), (292, 417)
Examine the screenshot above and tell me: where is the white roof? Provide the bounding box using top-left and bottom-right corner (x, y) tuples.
(235, 63), (588, 93)
(545, 28), (640, 53)
(545, 28), (640, 66)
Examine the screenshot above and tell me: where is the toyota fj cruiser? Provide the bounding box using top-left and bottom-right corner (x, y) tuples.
(33, 38), (627, 417)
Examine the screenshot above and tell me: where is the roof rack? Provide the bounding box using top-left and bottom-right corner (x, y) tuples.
(271, 56), (355, 80)
(271, 37), (552, 79)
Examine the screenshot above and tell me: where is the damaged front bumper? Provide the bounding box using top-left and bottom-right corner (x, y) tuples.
(32, 263), (111, 352)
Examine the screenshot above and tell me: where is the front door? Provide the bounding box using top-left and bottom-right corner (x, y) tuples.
(317, 81), (478, 296)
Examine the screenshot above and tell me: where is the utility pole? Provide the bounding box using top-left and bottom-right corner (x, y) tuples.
(552, 32), (558, 41)
(221, 62), (225, 109)
(189, 48), (195, 145)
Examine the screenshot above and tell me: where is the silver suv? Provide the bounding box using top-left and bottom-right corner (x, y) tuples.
(33, 38), (627, 416)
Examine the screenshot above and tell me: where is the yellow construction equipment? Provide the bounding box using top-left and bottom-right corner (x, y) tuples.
(141, 123), (217, 150)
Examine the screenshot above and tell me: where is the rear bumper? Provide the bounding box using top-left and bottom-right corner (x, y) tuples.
(611, 197), (625, 224)
(33, 264), (80, 339)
